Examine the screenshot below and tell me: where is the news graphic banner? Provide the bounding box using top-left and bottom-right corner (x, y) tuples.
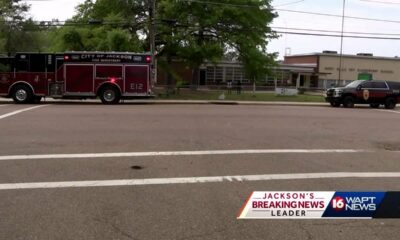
(237, 191), (400, 219)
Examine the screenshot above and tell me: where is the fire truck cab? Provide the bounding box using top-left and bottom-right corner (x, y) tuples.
(0, 52), (153, 104)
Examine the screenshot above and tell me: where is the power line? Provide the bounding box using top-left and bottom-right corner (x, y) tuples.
(176, 0), (262, 8)
(5, 18), (400, 40)
(275, 8), (400, 24)
(12, 0), (400, 26)
(272, 26), (400, 36)
(275, 31), (400, 40)
(274, 0), (305, 7)
(360, 0), (400, 4)
(177, 0), (400, 24)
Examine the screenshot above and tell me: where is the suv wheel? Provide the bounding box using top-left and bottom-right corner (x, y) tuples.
(343, 96), (355, 108)
(385, 97), (396, 109)
(330, 101), (340, 107)
(370, 103), (380, 108)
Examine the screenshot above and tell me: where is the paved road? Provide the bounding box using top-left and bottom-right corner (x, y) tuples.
(0, 103), (400, 239)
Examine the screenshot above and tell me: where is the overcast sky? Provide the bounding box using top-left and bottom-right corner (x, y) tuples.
(25, 0), (400, 60)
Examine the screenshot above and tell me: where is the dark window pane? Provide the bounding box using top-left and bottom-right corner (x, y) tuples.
(29, 54), (46, 72)
(16, 60), (29, 72)
(361, 82), (373, 88)
(0, 58), (13, 72)
(372, 82), (387, 88)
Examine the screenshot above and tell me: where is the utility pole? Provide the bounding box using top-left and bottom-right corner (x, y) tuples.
(149, 0), (156, 85)
(338, 0), (346, 86)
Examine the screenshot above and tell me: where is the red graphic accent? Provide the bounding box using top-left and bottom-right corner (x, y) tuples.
(331, 196), (346, 211)
(237, 192), (254, 218)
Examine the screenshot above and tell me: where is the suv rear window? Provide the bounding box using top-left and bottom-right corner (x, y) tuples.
(387, 82), (400, 90)
(372, 82), (387, 89)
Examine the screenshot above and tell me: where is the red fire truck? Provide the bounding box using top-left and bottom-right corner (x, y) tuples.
(0, 52), (153, 104)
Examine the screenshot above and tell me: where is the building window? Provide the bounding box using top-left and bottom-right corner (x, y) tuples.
(225, 67), (234, 82)
(326, 79), (336, 88)
(266, 75), (275, 86)
(206, 66), (215, 82)
(234, 68), (243, 82)
(215, 67), (223, 83)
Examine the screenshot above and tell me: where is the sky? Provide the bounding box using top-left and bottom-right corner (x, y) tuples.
(24, 0), (400, 60)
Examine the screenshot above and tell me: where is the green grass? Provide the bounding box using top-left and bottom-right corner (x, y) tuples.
(156, 90), (325, 102)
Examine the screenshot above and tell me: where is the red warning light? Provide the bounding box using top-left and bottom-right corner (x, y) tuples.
(64, 56), (70, 61)
(146, 56), (151, 63)
(110, 77), (116, 83)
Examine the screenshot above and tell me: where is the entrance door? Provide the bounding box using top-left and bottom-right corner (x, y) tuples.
(200, 70), (206, 86)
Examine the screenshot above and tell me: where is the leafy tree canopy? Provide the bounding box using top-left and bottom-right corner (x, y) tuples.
(157, 0), (278, 82)
(0, 0), (44, 54)
(1, 0), (278, 82)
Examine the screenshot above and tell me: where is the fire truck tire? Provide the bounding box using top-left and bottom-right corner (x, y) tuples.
(343, 96), (355, 108)
(32, 96), (42, 103)
(99, 86), (121, 104)
(384, 97), (396, 109)
(12, 85), (33, 104)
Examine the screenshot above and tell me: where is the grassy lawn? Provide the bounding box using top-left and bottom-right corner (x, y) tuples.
(156, 90), (325, 102)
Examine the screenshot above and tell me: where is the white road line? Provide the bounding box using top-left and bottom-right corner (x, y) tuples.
(377, 109), (400, 114)
(0, 105), (10, 107)
(0, 149), (367, 161)
(0, 172), (399, 190)
(0, 105), (49, 120)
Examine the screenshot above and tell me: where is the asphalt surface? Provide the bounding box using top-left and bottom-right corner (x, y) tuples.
(0, 102), (400, 240)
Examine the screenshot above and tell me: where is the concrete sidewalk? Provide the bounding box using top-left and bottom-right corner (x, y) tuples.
(0, 98), (329, 107)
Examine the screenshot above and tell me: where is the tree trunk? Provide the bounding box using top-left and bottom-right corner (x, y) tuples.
(253, 78), (256, 96)
(166, 55), (173, 96)
(191, 67), (199, 90)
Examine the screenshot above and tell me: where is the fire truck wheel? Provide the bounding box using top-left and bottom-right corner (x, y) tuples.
(384, 97), (396, 109)
(100, 86), (121, 104)
(12, 85), (33, 104)
(32, 96), (42, 103)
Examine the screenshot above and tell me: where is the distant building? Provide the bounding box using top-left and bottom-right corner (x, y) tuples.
(284, 51), (400, 89)
(156, 60), (321, 89)
(157, 51), (400, 89)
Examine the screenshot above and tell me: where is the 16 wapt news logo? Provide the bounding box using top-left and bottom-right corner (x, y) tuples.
(331, 196), (376, 212)
(323, 192), (385, 218)
(238, 191), (400, 219)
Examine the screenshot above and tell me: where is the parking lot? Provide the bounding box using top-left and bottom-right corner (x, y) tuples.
(1, 102), (400, 240)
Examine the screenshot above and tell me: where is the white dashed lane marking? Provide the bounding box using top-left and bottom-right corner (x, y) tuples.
(0, 172), (399, 190)
(377, 109), (400, 114)
(0, 149), (367, 161)
(0, 105), (49, 120)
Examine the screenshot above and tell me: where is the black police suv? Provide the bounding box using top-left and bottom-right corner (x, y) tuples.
(325, 80), (400, 109)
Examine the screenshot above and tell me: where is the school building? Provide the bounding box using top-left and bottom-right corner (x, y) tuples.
(156, 51), (400, 89)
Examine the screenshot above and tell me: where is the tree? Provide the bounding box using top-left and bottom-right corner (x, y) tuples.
(157, 0), (278, 88)
(0, 0), (44, 54)
(51, 0), (144, 52)
(51, 0), (278, 88)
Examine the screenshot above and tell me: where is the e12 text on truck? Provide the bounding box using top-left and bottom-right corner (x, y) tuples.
(0, 52), (153, 104)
